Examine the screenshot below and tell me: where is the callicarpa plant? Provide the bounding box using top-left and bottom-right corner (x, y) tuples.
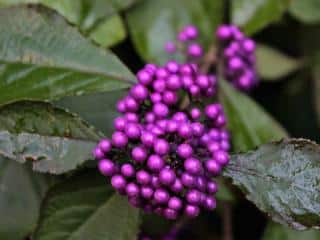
(94, 24), (255, 220)
(0, 1), (319, 240)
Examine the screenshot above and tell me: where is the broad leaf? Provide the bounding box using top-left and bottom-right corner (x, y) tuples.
(33, 172), (140, 240)
(0, 158), (50, 240)
(256, 44), (301, 81)
(0, 0), (138, 47)
(223, 138), (320, 230)
(0, 101), (101, 174)
(219, 79), (288, 152)
(231, 0), (290, 35)
(262, 222), (320, 240)
(289, 0), (320, 24)
(126, 0), (224, 64)
(0, 5), (135, 106)
(56, 91), (126, 136)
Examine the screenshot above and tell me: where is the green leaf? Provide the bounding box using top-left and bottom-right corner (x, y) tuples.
(312, 58), (320, 127)
(0, 101), (102, 140)
(231, 0), (290, 35)
(0, 0), (139, 47)
(89, 14), (126, 48)
(55, 91), (126, 136)
(289, 0), (320, 24)
(0, 5), (135, 106)
(0, 158), (50, 240)
(33, 172), (140, 240)
(219, 79), (288, 152)
(262, 222), (320, 240)
(256, 44), (301, 80)
(126, 0), (224, 64)
(0, 101), (101, 174)
(223, 138), (320, 230)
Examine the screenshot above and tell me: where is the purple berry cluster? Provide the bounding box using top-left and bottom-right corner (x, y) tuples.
(93, 59), (230, 219)
(165, 25), (203, 58)
(216, 25), (258, 91)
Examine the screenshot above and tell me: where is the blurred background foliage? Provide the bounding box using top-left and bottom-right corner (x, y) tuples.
(0, 0), (319, 239)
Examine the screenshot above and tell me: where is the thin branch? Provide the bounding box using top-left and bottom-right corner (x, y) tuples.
(222, 202), (233, 240)
(200, 44), (217, 73)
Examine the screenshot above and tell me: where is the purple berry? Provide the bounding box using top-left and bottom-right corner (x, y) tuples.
(153, 103), (169, 118)
(137, 69), (153, 85)
(163, 91), (178, 105)
(164, 208), (178, 220)
(111, 175), (126, 190)
(165, 42), (176, 53)
(98, 159), (116, 176)
(153, 79), (166, 93)
(184, 25), (198, 39)
(153, 139), (170, 155)
(184, 158), (202, 175)
(181, 173), (195, 187)
(185, 205), (200, 218)
(190, 108), (201, 120)
(132, 146), (148, 163)
(131, 84), (148, 101)
(166, 74), (181, 90)
(214, 150), (229, 166)
(93, 147), (104, 159)
(177, 143), (193, 158)
(147, 154), (165, 172)
(205, 104), (220, 119)
(186, 189), (201, 205)
(216, 25), (232, 40)
(112, 131), (128, 148)
(205, 159), (221, 175)
(141, 186), (154, 199)
(159, 168), (176, 185)
(178, 123), (192, 138)
(166, 60), (179, 73)
(125, 123), (141, 139)
(98, 139), (112, 153)
(171, 178), (184, 193)
(114, 117), (126, 131)
(136, 170), (151, 185)
(126, 182), (140, 197)
(141, 131), (156, 147)
(204, 196), (216, 210)
(154, 188), (170, 204)
(207, 181), (218, 194)
(121, 163), (135, 178)
(188, 43), (203, 57)
(168, 197), (183, 210)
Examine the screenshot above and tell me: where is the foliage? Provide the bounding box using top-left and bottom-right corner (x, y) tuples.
(0, 0), (318, 239)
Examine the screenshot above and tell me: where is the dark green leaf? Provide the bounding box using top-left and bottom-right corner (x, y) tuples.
(126, 0), (224, 64)
(262, 222), (320, 240)
(0, 101), (101, 174)
(289, 0), (320, 24)
(33, 172), (140, 240)
(0, 5), (135, 106)
(55, 91), (126, 136)
(231, 0), (290, 35)
(223, 138), (320, 230)
(0, 0), (139, 47)
(0, 101), (102, 140)
(0, 158), (50, 240)
(256, 44), (301, 80)
(219, 79), (288, 152)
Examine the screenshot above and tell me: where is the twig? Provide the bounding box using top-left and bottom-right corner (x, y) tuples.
(200, 44), (217, 73)
(222, 202), (233, 240)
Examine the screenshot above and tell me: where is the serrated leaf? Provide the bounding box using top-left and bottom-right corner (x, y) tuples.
(33, 172), (140, 240)
(0, 5), (135, 106)
(223, 138), (320, 230)
(289, 0), (320, 24)
(256, 44), (301, 80)
(0, 101), (101, 173)
(126, 0), (224, 64)
(262, 222), (320, 240)
(0, 158), (50, 240)
(219, 79), (288, 152)
(231, 0), (290, 35)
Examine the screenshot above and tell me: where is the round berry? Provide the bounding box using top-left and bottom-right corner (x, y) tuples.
(147, 155), (165, 172)
(131, 146), (148, 163)
(184, 158), (202, 175)
(121, 163), (135, 178)
(136, 170), (151, 185)
(111, 175), (126, 190)
(159, 168), (176, 185)
(177, 143), (193, 159)
(98, 159), (116, 176)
